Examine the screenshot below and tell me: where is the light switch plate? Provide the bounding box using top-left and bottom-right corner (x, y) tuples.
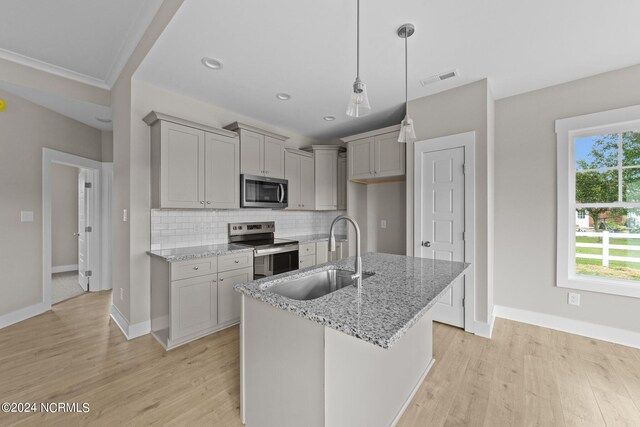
(381, 220), (387, 229)
(20, 211), (34, 222)
(122, 209), (128, 222)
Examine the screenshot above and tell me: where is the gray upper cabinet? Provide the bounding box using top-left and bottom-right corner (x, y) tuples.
(312, 145), (343, 210)
(343, 125), (405, 181)
(145, 111), (240, 209)
(224, 122), (288, 179)
(285, 149), (315, 210)
(205, 133), (240, 209)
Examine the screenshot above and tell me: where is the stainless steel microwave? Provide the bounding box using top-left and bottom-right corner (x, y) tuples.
(240, 174), (288, 208)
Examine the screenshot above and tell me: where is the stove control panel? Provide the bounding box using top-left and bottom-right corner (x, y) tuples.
(229, 221), (275, 236)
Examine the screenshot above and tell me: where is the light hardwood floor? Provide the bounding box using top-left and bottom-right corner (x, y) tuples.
(0, 291), (639, 426)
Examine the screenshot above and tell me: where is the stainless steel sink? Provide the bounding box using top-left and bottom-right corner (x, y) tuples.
(267, 269), (374, 301)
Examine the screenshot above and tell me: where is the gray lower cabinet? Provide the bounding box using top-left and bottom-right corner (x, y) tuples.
(150, 252), (253, 350)
(297, 240), (346, 269)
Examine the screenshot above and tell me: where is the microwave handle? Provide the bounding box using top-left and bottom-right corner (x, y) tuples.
(279, 184), (285, 203)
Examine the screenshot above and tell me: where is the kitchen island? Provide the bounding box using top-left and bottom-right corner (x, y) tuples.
(235, 252), (469, 427)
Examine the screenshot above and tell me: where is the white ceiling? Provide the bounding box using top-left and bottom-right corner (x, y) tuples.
(0, 0), (162, 88)
(136, 0), (640, 140)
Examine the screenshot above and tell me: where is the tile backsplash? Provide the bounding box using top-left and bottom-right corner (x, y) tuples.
(151, 209), (347, 250)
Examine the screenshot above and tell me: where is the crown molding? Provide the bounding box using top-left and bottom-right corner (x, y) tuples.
(0, 48), (110, 90)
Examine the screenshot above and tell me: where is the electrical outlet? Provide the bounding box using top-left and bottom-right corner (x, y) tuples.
(381, 220), (387, 229)
(20, 211), (34, 222)
(120, 288), (124, 301)
(122, 209), (128, 222)
(568, 292), (580, 306)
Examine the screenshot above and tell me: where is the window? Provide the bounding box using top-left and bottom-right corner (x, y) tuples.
(557, 105), (640, 298)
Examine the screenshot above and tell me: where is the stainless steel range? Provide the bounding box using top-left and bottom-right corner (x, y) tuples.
(229, 221), (299, 279)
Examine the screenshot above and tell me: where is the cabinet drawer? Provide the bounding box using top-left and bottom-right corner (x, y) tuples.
(315, 241), (329, 264)
(171, 257), (217, 281)
(218, 252), (253, 272)
(299, 254), (316, 268)
(299, 243), (316, 256)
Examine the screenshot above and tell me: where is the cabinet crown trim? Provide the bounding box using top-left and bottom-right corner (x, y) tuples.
(143, 111), (238, 139)
(285, 148), (314, 158)
(223, 121), (289, 141)
(340, 124), (402, 143)
(311, 144), (345, 152)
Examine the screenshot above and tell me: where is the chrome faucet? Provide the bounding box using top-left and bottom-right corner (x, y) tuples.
(329, 215), (362, 291)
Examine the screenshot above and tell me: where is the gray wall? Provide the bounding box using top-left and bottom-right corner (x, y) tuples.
(101, 130), (113, 163)
(495, 64), (640, 333)
(51, 164), (79, 268)
(406, 79), (494, 326)
(0, 90), (101, 317)
(366, 182), (406, 255)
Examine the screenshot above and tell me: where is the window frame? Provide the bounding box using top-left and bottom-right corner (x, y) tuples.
(556, 105), (640, 299)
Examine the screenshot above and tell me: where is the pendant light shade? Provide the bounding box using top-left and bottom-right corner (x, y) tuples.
(346, 0), (371, 117)
(397, 23), (416, 143)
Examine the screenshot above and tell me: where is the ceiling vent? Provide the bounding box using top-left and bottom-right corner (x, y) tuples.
(419, 69), (459, 87)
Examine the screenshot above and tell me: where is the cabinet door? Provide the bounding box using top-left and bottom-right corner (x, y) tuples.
(263, 136), (285, 178)
(170, 275), (217, 341)
(315, 150), (338, 210)
(161, 122), (205, 208)
(205, 133), (240, 209)
(218, 267), (253, 324)
(299, 254), (316, 269)
(316, 241), (328, 264)
(285, 152), (301, 209)
(240, 129), (264, 176)
(374, 131), (405, 177)
(300, 155), (315, 210)
(337, 155), (347, 210)
(349, 137), (375, 180)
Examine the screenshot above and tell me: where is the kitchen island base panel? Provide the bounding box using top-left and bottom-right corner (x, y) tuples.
(240, 296), (434, 427)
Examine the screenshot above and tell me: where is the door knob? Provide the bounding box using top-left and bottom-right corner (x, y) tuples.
(422, 241), (431, 247)
(73, 232), (80, 237)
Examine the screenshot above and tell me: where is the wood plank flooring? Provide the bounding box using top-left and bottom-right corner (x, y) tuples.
(0, 291), (638, 426)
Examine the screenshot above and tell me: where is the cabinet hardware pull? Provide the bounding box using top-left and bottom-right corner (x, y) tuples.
(206, 201), (211, 204)
(220, 278), (224, 281)
(234, 260), (239, 263)
(193, 266), (199, 270)
(200, 201), (205, 204)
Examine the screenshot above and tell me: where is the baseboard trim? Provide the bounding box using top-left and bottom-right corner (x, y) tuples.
(0, 302), (48, 329)
(390, 358), (436, 427)
(109, 304), (151, 340)
(475, 313), (496, 339)
(494, 305), (640, 350)
(52, 264), (78, 274)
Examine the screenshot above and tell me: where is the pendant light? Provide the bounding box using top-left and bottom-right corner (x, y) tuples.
(346, 0), (371, 117)
(397, 23), (416, 143)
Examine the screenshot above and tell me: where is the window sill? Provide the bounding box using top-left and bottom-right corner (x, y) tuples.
(558, 275), (640, 299)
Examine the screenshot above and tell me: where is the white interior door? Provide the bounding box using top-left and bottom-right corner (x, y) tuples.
(78, 169), (92, 291)
(415, 145), (465, 328)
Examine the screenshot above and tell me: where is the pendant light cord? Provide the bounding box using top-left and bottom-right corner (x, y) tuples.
(356, 0), (360, 79)
(404, 35), (409, 117)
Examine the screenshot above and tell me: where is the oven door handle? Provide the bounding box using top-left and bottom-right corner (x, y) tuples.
(254, 244), (299, 257)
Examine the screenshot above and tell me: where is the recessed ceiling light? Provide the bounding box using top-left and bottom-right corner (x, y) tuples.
(276, 93), (291, 101)
(323, 116), (336, 121)
(96, 117), (112, 123)
(201, 57), (223, 70)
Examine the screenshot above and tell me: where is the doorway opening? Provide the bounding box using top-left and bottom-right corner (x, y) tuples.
(43, 148), (112, 310)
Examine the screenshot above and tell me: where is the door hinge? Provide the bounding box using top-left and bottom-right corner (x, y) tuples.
(462, 298), (465, 307)
(462, 231), (465, 240)
(462, 164), (466, 175)
(85, 226), (92, 232)
(84, 182), (92, 189)
(85, 270), (92, 277)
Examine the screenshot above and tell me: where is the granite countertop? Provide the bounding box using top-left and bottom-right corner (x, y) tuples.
(148, 243), (253, 262)
(235, 252), (470, 349)
(281, 233), (348, 244)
